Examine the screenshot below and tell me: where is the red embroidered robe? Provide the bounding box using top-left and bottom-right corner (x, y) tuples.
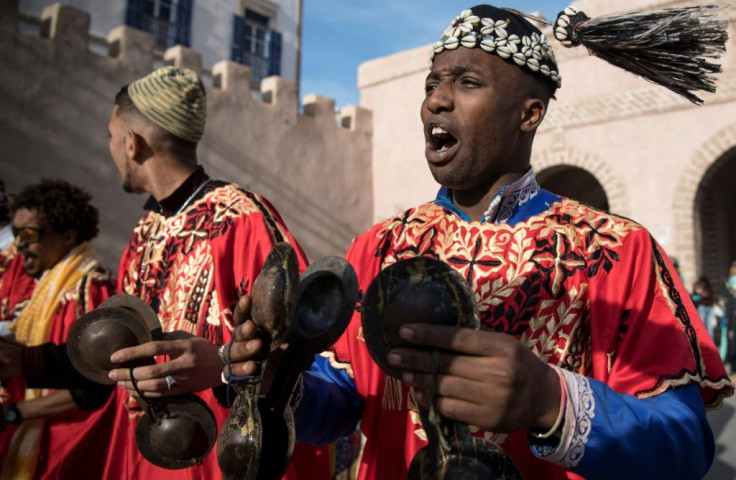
(103, 182), (329, 479)
(325, 198), (731, 479)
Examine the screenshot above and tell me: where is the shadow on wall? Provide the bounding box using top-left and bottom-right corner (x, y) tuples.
(0, 2), (374, 266)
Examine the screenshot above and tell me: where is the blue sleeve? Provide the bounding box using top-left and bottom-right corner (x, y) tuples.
(293, 354), (363, 445)
(533, 376), (714, 479)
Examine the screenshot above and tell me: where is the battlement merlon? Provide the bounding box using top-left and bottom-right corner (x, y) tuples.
(261, 76), (298, 125)
(303, 94), (336, 127)
(164, 45), (203, 76)
(340, 105), (372, 133)
(212, 61), (252, 100)
(107, 26), (154, 73)
(6, 2), (373, 133)
(41, 3), (89, 50)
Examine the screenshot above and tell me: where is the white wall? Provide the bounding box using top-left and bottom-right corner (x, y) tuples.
(190, 0), (234, 70)
(20, 0), (300, 83)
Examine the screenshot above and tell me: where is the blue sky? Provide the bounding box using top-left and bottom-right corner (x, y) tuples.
(300, 1), (571, 108)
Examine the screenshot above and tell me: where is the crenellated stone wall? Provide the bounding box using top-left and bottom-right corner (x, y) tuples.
(0, 2), (373, 270)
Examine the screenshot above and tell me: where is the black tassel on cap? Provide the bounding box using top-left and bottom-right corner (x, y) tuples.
(552, 5), (729, 104)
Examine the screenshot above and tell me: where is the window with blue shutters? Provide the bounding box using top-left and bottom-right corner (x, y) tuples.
(126, 0), (192, 51)
(231, 8), (282, 85)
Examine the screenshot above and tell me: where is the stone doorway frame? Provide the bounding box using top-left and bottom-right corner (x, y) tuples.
(532, 146), (630, 216)
(673, 122), (736, 286)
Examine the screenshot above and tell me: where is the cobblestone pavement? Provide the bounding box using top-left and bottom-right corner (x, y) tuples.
(706, 381), (736, 480)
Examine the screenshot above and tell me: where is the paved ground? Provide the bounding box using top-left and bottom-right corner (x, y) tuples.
(706, 385), (736, 479)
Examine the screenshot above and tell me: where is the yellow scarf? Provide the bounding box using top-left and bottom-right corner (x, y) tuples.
(2, 242), (100, 480)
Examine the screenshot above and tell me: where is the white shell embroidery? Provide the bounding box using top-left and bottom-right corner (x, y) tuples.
(431, 10), (562, 88)
(480, 38), (497, 52)
(443, 36), (460, 50)
(461, 32), (479, 48)
(444, 9), (481, 38)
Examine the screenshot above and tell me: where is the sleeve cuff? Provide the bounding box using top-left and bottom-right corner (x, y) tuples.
(529, 367), (596, 469)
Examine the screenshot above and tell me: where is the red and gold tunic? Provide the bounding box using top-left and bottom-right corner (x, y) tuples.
(0, 257), (116, 479)
(104, 178), (329, 479)
(0, 247), (35, 324)
(310, 180), (732, 479)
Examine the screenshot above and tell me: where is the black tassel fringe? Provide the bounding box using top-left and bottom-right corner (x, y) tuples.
(564, 5), (729, 104)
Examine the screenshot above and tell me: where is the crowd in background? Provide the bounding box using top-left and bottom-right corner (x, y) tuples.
(686, 262), (736, 375)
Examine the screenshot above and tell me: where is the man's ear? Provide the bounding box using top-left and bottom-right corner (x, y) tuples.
(125, 130), (146, 164)
(520, 97), (546, 133)
(60, 229), (78, 248)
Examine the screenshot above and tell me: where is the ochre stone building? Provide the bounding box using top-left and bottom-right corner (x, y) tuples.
(358, 0), (736, 291)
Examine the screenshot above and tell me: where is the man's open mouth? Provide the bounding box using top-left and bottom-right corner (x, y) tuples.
(428, 126), (458, 152)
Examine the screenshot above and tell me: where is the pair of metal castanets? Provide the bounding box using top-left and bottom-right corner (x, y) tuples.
(67, 245), (520, 478)
(217, 242), (359, 480)
(67, 294), (218, 470)
(362, 257), (522, 480)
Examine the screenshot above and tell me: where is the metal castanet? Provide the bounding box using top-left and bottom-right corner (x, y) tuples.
(217, 246), (359, 480)
(217, 242), (300, 480)
(68, 294), (218, 469)
(256, 255), (359, 480)
(68, 294), (161, 384)
(361, 257), (522, 480)
(135, 393), (219, 469)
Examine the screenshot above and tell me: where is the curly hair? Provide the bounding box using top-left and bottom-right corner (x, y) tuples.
(10, 179), (99, 244)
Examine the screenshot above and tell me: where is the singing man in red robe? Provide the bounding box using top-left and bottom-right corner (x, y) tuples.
(226, 5), (733, 479)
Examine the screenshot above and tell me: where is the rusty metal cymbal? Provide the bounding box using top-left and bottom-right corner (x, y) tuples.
(67, 294), (160, 384)
(249, 242), (300, 349)
(98, 294), (162, 336)
(362, 257), (520, 479)
(218, 242), (299, 480)
(136, 393), (218, 469)
(290, 255), (359, 350)
(360, 256), (478, 379)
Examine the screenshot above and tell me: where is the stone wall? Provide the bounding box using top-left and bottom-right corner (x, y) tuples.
(358, 0), (736, 287)
(0, 1), (373, 270)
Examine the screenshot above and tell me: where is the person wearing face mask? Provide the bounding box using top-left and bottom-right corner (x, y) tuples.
(723, 262), (736, 376)
(0, 179), (116, 479)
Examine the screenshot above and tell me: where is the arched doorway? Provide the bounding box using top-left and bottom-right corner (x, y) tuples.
(536, 165), (609, 212)
(694, 146), (736, 290)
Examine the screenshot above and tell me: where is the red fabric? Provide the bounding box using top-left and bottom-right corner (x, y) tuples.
(0, 248), (35, 322)
(104, 183), (329, 480)
(35, 269), (117, 479)
(0, 250), (33, 465)
(0, 257), (116, 479)
(328, 199), (731, 480)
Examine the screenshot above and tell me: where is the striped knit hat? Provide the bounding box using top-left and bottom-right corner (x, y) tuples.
(128, 66), (206, 143)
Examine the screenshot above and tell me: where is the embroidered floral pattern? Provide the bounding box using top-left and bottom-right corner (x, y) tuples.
(563, 371), (595, 467)
(371, 198), (638, 442)
(120, 183), (288, 340)
(530, 368), (595, 467)
(443, 9), (480, 38)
